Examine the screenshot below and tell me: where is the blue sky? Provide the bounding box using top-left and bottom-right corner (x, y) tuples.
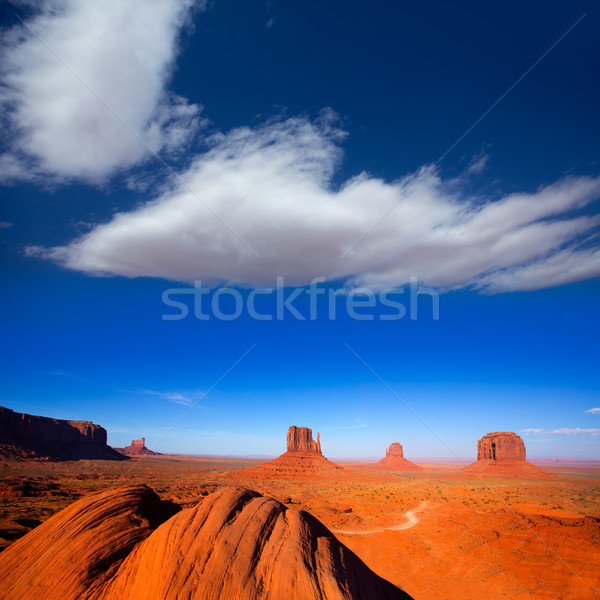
(1, 0), (599, 458)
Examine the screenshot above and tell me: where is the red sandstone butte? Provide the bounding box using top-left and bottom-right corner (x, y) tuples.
(0, 405), (126, 461)
(0, 485), (413, 600)
(242, 426), (347, 478)
(373, 442), (423, 470)
(119, 437), (159, 456)
(462, 431), (552, 478)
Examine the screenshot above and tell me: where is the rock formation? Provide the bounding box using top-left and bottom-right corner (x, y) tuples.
(0, 406), (126, 461)
(118, 437), (160, 456)
(477, 431), (526, 461)
(0, 485), (413, 600)
(372, 442), (423, 470)
(241, 426), (347, 478)
(287, 425), (322, 453)
(463, 432), (552, 478)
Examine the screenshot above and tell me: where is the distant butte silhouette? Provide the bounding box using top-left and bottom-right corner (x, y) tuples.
(373, 442), (423, 470)
(241, 426), (348, 478)
(0, 406), (126, 461)
(0, 485), (413, 600)
(118, 437), (160, 456)
(462, 431), (552, 478)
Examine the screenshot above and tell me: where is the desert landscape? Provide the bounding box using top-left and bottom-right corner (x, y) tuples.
(2, 2), (599, 599)
(1, 412), (599, 599)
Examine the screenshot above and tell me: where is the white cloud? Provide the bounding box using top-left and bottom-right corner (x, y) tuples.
(520, 427), (600, 438)
(585, 408), (600, 415)
(36, 116), (600, 292)
(0, 221), (13, 229)
(520, 428), (546, 435)
(0, 0), (204, 182)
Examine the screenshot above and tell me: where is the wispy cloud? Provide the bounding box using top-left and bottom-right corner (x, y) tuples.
(585, 408), (600, 415)
(521, 427), (600, 438)
(0, 221), (13, 229)
(464, 152), (489, 175)
(119, 388), (201, 407)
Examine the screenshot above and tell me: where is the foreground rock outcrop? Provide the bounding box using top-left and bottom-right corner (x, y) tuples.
(0, 485), (413, 600)
(241, 426), (347, 478)
(463, 432), (552, 478)
(0, 406), (126, 461)
(373, 443), (423, 471)
(117, 437), (159, 456)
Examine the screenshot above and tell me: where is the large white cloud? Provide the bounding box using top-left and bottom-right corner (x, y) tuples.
(39, 117), (600, 292)
(0, 0), (204, 182)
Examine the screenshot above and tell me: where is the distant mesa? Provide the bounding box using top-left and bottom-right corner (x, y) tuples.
(241, 426), (348, 478)
(462, 431), (552, 478)
(374, 442), (423, 471)
(352, 442), (423, 471)
(0, 406), (126, 461)
(118, 437), (160, 456)
(0, 484), (413, 600)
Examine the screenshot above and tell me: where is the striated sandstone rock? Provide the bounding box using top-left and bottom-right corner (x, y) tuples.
(463, 431), (552, 478)
(242, 426), (347, 478)
(0, 485), (413, 600)
(0, 406), (126, 461)
(477, 432), (526, 461)
(0, 485), (179, 600)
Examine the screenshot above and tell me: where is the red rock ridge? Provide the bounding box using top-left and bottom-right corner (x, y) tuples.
(0, 485), (413, 600)
(0, 406), (126, 461)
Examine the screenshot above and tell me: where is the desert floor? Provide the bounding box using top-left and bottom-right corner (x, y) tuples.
(1, 456), (599, 600)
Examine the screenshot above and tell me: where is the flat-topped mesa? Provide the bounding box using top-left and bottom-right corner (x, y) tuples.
(477, 431), (526, 461)
(386, 442), (404, 457)
(286, 426), (322, 454)
(462, 430), (552, 478)
(0, 405), (126, 461)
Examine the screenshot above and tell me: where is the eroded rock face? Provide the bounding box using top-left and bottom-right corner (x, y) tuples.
(386, 442), (404, 457)
(286, 426), (322, 454)
(0, 406), (126, 461)
(477, 432), (526, 461)
(0, 485), (413, 600)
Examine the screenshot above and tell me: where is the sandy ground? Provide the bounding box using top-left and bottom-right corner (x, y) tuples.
(1, 456), (599, 599)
